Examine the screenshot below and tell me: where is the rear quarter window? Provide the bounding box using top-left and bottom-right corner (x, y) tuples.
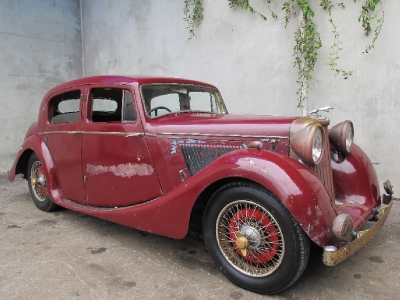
(49, 90), (81, 124)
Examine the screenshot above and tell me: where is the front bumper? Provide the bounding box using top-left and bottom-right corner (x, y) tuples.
(323, 201), (393, 266)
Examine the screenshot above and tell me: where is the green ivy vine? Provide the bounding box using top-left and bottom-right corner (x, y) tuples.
(183, 0), (384, 108)
(183, 0), (204, 40)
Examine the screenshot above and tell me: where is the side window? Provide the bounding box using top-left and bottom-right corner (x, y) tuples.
(89, 88), (135, 123)
(123, 90), (136, 122)
(49, 90), (81, 124)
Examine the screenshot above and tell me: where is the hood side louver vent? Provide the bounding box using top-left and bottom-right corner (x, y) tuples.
(181, 145), (242, 175)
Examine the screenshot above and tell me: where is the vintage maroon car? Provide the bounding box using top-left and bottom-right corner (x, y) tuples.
(8, 76), (393, 294)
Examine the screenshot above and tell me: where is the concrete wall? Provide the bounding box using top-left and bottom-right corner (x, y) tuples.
(81, 0), (301, 116)
(81, 0), (400, 193)
(2, 0), (398, 194)
(0, 0), (82, 172)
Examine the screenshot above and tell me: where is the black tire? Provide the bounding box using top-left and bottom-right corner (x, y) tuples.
(203, 183), (310, 294)
(27, 153), (58, 212)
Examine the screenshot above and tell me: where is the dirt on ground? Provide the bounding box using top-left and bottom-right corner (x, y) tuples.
(0, 175), (399, 300)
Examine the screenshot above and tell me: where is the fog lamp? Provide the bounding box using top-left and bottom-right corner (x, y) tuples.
(332, 214), (354, 241)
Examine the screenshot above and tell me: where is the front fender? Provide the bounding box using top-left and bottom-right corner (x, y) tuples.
(332, 143), (381, 227)
(199, 149), (337, 246)
(7, 135), (62, 201)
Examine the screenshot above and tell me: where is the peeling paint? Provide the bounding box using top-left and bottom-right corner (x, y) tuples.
(237, 157), (273, 175)
(186, 139), (205, 144)
(170, 139), (206, 154)
(87, 163), (154, 178)
(87, 164), (108, 175)
(307, 223), (311, 234)
(171, 140), (177, 154)
(315, 206), (323, 217)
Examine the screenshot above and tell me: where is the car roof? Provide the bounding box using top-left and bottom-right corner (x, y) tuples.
(44, 75), (218, 98)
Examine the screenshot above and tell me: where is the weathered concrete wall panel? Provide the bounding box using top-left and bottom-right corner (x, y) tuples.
(306, 1), (400, 190)
(81, 0), (399, 191)
(0, 0), (82, 172)
(81, 0), (301, 116)
(2, 0), (398, 193)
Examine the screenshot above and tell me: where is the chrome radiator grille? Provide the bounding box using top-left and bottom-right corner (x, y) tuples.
(308, 126), (335, 200)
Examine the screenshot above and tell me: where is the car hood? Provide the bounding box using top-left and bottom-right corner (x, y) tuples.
(153, 113), (298, 138)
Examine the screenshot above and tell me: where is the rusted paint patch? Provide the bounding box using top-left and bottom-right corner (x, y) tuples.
(87, 163), (154, 178)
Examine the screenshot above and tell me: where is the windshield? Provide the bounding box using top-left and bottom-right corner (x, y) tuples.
(141, 84), (228, 118)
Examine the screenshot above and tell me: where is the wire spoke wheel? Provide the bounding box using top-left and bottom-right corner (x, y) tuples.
(30, 161), (48, 202)
(217, 200), (284, 277)
(27, 153), (57, 212)
(203, 183), (310, 294)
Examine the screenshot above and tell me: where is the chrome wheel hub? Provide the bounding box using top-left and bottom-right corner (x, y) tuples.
(240, 224), (262, 249)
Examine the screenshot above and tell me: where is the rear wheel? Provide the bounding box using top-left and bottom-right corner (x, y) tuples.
(203, 183), (309, 294)
(27, 153), (57, 212)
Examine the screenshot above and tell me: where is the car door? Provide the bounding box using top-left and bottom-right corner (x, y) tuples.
(44, 88), (85, 203)
(81, 84), (162, 207)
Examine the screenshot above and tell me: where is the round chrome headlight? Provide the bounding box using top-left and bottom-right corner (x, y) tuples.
(328, 121), (354, 154)
(345, 125), (353, 152)
(291, 123), (324, 165)
(312, 127), (323, 164)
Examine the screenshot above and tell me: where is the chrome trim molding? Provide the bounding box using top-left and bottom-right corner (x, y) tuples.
(38, 131), (146, 137)
(158, 132), (288, 139)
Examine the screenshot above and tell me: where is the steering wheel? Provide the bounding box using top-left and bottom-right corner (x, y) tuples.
(148, 106), (172, 116)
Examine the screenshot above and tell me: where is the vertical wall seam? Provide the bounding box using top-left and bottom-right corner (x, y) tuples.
(80, 0), (84, 77)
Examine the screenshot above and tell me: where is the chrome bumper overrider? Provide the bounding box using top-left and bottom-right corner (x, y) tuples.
(323, 201), (393, 266)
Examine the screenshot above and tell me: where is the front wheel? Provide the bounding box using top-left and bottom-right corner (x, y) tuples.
(27, 153), (58, 212)
(203, 183), (310, 294)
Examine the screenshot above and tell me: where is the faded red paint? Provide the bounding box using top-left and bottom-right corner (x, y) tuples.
(7, 75), (387, 249)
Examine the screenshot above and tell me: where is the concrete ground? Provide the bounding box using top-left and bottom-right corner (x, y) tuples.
(0, 174), (399, 300)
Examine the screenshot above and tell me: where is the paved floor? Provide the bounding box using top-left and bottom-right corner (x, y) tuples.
(0, 175), (399, 300)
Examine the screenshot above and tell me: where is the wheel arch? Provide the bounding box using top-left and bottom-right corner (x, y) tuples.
(8, 135), (61, 201)
(15, 149), (34, 179)
(189, 178), (257, 232)
(188, 150), (337, 246)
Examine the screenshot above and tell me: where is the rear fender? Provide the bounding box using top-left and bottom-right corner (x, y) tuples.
(7, 135), (62, 201)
